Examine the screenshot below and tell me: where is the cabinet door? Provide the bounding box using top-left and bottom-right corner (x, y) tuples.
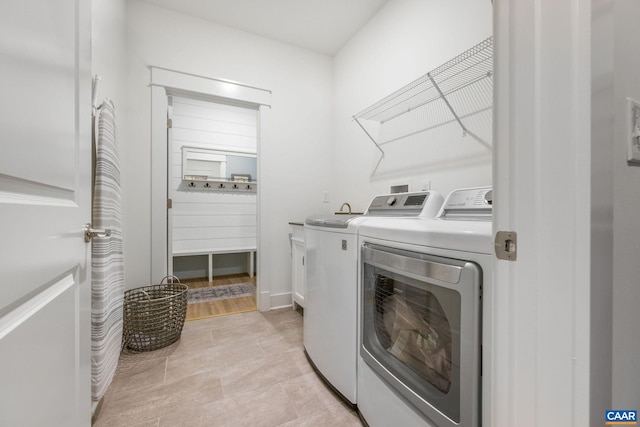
(292, 239), (306, 307)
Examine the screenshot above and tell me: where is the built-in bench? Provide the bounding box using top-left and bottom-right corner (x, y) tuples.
(172, 247), (256, 282)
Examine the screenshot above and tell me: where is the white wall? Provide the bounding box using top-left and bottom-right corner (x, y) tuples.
(332, 0), (493, 211)
(591, 0), (640, 416)
(612, 0), (640, 409)
(92, 0), (127, 140)
(92, 0), (127, 220)
(124, 1), (333, 308)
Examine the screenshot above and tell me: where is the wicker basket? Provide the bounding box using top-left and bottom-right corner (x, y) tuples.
(122, 276), (189, 352)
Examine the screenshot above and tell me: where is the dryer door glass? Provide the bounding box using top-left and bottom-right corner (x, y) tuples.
(373, 273), (456, 394)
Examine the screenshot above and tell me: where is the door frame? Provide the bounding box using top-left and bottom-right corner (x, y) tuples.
(149, 66), (271, 311)
(491, 1), (591, 425)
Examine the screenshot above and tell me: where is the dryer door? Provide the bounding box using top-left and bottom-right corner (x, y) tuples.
(361, 243), (482, 427)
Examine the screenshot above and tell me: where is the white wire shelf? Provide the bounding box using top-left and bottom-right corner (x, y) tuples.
(353, 37), (493, 166)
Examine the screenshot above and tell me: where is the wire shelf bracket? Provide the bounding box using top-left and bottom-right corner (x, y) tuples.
(427, 72), (468, 136)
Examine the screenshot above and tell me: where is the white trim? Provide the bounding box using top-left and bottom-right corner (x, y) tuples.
(149, 66), (271, 107)
(256, 105), (270, 312)
(269, 292), (293, 311)
(492, 0), (591, 426)
(150, 86), (169, 283)
(167, 100), (174, 279)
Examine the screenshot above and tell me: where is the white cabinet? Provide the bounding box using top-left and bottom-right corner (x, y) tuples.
(290, 223), (306, 308)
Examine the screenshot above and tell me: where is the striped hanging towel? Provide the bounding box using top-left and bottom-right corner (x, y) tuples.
(91, 99), (124, 402)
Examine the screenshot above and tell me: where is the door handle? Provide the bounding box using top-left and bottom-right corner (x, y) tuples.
(84, 223), (112, 242)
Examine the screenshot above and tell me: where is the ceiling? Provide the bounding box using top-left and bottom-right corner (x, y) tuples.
(137, 0), (389, 55)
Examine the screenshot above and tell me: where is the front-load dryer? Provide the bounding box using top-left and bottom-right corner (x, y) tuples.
(303, 191), (443, 405)
(357, 187), (493, 427)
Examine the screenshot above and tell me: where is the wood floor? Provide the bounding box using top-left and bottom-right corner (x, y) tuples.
(183, 273), (257, 321)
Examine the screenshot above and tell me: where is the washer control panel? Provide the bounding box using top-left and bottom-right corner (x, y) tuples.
(366, 191), (443, 217)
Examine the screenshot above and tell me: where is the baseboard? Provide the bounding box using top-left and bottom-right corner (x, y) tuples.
(270, 291), (292, 309)
(258, 290), (271, 311)
(258, 290), (293, 311)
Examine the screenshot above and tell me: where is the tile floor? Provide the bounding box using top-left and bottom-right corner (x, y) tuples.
(93, 308), (363, 427)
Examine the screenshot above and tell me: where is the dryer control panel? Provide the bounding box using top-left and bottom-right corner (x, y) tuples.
(439, 187), (493, 220)
(366, 191), (443, 217)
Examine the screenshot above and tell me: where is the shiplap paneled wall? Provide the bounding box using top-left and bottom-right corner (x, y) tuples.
(170, 96), (257, 257)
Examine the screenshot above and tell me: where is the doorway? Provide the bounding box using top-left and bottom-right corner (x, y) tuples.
(167, 95), (259, 319)
(149, 67), (271, 313)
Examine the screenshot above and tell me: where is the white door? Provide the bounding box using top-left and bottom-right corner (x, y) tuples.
(0, 0), (92, 426)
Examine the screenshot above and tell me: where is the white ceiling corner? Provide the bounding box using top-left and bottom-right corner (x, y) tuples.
(135, 0), (389, 55)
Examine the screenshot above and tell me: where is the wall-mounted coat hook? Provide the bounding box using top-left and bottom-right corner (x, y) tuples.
(181, 178), (257, 192)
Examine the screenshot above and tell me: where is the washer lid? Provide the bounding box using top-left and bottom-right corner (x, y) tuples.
(305, 214), (361, 228)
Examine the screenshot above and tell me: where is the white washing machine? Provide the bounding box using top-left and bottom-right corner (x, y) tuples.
(303, 191), (443, 405)
(357, 187), (493, 427)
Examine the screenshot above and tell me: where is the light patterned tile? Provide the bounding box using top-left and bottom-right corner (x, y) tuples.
(182, 310), (248, 333)
(280, 371), (343, 417)
(165, 338), (265, 383)
(278, 400), (362, 427)
(209, 318), (279, 347)
(159, 383), (296, 427)
(241, 310), (267, 324)
(94, 369), (224, 426)
(219, 349), (312, 397)
(224, 383), (296, 427)
(281, 319), (303, 330)
(93, 303), (356, 427)
(261, 308), (303, 330)
(161, 328), (215, 359)
(158, 397), (242, 427)
(257, 325), (303, 354)
(286, 348), (316, 376)
(108, 355), (167, 392)
(131, 419), (160, 427)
